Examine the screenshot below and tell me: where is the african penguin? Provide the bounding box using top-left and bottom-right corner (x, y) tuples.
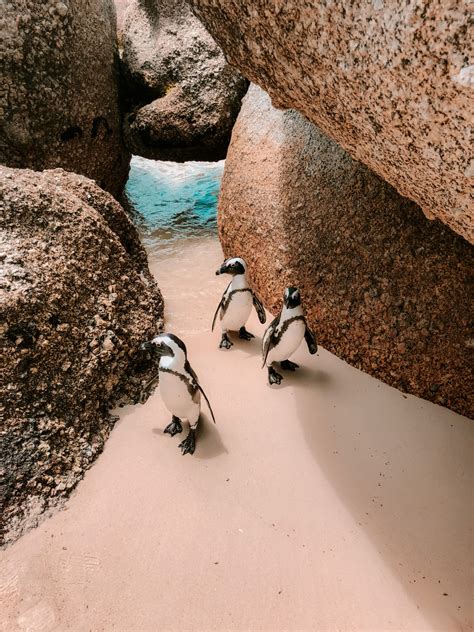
(213, 257), (266, 349)
(262, 287), (317, 385)
(140, 333), (215, 455)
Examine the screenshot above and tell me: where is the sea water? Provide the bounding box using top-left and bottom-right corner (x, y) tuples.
(124, 155), (224, 255)
(124, 155), (226, 333)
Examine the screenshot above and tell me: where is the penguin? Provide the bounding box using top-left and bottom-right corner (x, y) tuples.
(262, 287), (317, 385)
(140, 333), (215, 455)
(213, 257), (266, 348)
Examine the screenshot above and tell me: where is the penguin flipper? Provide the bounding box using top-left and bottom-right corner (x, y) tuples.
(211, 299), (223, 332)
(252, 292), (267, 324)
(304, 324), (318, 354)
(212, 281), (232, 331)
(261, 314), (281, 368)
(185, 360), (216, 424)
(138, 372), (160, 404)
(197, 383), (216, 424)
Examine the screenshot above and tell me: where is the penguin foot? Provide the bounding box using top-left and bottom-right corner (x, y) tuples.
(179, 428), (196, 456)
(164, 416), (183, 437)
(239, 326), (255, 340)
(219, 333), (233, 349)
(268, 366), (283, 386)
(280, 359), (299, 371)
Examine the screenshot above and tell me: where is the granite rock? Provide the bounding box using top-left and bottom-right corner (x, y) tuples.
(0, 0), (130, 197)
(121, 0), (248, 161)
(1, 166), (163, 545)
(189, 0), (473, 242)
(218, 86), (473, 417)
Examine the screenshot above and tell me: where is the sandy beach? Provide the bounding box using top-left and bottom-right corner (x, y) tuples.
(1, 237), (472, 631)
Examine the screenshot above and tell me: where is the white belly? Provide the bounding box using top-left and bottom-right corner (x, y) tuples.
(267, 319), (305, 364)
(159, 370), (200, 421)
(220, 291), (252, 331)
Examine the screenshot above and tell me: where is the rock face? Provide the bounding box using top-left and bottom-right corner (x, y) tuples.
(189, 0), (473, 243)
(1, 166), (163, 545)
(121, 0), (248, 161)
(115, 0), (132, 38)
(219, 86), (473, 418)
(0, 0), (130, 197)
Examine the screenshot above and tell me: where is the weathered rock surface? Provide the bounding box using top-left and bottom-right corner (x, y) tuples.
(189, 0), (473, 243)
(0, 0), (130, 197)
(121, 0), (248, 161)
(1, 166), (163, 545)
(115, 0), (132, 38)
(219, 86), (473, 417)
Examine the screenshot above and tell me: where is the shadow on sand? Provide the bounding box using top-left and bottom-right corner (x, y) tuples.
(290, 357), (472, 629)
(264, 359), (332, 391)
(215, 332), (263, 360)
(152, 412), (227, 460)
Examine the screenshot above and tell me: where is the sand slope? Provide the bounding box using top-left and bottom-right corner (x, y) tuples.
(1, 238), (472, 631)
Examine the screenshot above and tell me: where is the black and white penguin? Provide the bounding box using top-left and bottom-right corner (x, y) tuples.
(262, 287), (317, 385)
(213, 257), (266, 349)
(140, 333), (215, 455)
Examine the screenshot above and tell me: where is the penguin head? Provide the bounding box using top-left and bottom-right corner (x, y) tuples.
(216, 257), (246, 276)
(140, 333), (187, 358)
(283, 287), (301, 309)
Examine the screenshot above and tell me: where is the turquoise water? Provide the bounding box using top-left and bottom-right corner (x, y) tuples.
(125, 156), (224, 249)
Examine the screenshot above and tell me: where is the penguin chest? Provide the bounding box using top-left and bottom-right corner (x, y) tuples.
(269, 318), (305, 363)
(221, 290), (252, 330)
(159, 370), (200, 418)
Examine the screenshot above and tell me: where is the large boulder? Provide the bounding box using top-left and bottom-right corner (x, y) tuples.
(121, 0), (248, 161)
(219, 86), (473, 417)
(0, 0), (130, 197)
(0, 166), (163, 545)
(189, 0), (473, 243)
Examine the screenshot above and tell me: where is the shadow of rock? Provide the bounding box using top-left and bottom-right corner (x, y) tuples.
(293, 358), (472, 629)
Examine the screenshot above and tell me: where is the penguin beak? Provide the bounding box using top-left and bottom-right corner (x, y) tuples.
(216, 264), (225, 275)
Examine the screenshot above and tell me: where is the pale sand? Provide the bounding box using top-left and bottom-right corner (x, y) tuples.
(1, 237), (472, 631)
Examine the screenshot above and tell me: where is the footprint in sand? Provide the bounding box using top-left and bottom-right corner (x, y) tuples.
(17, 601), (56, 632)
(0, 567), (20, 607)
(58, 552), (101, 587)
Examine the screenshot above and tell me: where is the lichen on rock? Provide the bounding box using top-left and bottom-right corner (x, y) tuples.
(0, 166), (163, 545)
